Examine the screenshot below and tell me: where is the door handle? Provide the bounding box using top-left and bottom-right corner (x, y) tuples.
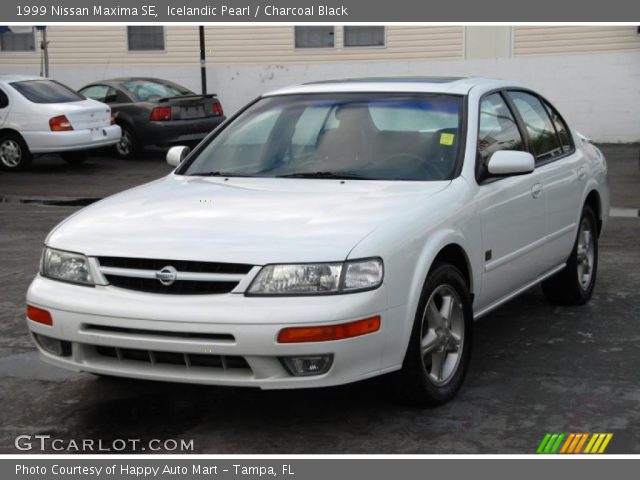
(577, 167), (587, 181)
(531, 183), (543, 199)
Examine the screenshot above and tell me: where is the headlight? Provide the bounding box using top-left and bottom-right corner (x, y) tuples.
(41, 247), (94, 286)
(247, 258), (383, 296)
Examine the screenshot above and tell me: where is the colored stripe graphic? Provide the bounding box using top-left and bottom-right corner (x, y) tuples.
(537, 433), (613, 454)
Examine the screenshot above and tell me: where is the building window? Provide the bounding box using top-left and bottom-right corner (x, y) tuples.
(344, 26), (385, 47)
(127, 26), (165, 51)
(0, 30), (35, 52)
(294, 26), (335, 48)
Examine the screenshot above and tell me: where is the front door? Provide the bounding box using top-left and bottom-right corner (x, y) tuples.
(475, 92), (549, 312)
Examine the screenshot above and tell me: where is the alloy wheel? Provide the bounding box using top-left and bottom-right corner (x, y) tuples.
(576, 218), (595, 290)
(419, 284), (465, 386)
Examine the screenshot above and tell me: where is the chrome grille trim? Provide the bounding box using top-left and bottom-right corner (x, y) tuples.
(93, 256), (255, 295)
(99, 266), (246, 282)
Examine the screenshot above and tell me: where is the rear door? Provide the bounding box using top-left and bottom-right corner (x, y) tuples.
(476, 92), (548, 310)
(507, 91), (583, 270)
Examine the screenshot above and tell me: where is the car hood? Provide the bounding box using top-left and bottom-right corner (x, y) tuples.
(47, 175), (450, 265)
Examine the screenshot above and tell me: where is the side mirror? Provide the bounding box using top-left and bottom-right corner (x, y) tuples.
(166, 146), (190, 167)
(487, 150), (535, 176)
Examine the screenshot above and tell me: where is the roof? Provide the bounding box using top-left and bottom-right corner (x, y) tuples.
(0, 74), (44, 83)
(264, 76), (527, 97)
(86, 77), (180, 86)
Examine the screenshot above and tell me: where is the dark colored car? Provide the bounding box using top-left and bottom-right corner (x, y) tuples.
(78, 77), (225, 159)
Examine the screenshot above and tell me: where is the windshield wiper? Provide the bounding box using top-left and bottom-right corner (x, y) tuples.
(277, 171), (375, 180)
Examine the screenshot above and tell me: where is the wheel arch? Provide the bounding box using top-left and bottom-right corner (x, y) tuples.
(113, 112), (136, 132)
(584, 189), (602, 236)
(430, 243), (473, 295)
(0, 127), (28, 144)
(392, 235), (476, 366)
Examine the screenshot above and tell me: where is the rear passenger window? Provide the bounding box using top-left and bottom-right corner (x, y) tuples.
(478, 93), (524, 163)
(509, 91), (563, 162)
(543, 100), (573, 153)
(0, 89), (8, 109)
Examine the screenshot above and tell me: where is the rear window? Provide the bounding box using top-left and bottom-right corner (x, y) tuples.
(121, 80), (192, 102)
(10, 80), (84, 104)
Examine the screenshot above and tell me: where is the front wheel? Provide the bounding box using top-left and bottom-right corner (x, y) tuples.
(394, 262), (473, 406)
(542, 205), (598, 305)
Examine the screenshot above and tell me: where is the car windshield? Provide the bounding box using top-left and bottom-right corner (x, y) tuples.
(10, 80), (84, 104)
(180, 93), (464, 181)
(122, 80), (192, 102)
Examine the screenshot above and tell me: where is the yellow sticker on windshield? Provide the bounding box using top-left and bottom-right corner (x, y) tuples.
(440, 133), (455, 146)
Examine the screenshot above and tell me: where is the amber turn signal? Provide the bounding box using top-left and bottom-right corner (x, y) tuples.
(277, 316), (380, 343)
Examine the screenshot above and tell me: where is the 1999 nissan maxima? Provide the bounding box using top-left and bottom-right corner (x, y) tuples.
(26, 77), (609, 405)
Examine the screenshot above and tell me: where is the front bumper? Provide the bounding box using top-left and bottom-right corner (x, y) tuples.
(140, 116), (225, 147)
(26, 275), (405, 389)
(24, 125), (121, 153)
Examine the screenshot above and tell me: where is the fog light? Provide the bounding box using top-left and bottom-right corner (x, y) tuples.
(34, 334), (71, 357)
(280, 355), (333, 377)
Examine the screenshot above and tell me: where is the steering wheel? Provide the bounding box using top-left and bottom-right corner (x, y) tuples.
(383, 152), (448, 179)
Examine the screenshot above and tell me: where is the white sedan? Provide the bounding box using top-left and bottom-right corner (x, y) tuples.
(0, 75), (121, 170)
(26, 77), (608, 405)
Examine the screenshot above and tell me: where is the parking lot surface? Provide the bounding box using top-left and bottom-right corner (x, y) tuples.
(1, 145), (639, 454)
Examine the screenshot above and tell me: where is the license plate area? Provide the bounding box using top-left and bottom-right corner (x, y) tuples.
(181, 105), (205, 119)
(90, 128), (106, 140)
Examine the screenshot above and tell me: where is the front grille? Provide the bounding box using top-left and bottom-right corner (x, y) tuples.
(96, 256), (253, 295)
(94, 345), (250, 371)
(97, 257), (253, 275)
(103, 275), (238, 295)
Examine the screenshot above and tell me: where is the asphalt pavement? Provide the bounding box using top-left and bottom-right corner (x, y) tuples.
(0, 145), (638, 454)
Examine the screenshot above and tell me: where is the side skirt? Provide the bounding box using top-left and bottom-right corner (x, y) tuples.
(473, 263), (566, 320)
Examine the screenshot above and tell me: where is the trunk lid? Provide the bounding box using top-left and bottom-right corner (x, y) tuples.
(157, 94), (222, 120)
(63, 102), (111, 130)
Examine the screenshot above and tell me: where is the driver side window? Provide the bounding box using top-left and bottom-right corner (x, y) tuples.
(478, 93), (524, 163)
(80, 85), (110, 103)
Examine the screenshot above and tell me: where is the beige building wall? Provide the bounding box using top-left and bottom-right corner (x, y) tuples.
(513, 26), (640, 55)
(2, 26), (639, 67)
(465, 26), (512, 59)
(0, 26), (464, 67)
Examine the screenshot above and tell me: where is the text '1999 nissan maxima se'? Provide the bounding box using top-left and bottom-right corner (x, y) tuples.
(26, 77), (609, 405)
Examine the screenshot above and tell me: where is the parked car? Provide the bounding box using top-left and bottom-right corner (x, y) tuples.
(0, 75), (121, 171)
(78, 77), (226, 159)
(26, 77), (609, 405)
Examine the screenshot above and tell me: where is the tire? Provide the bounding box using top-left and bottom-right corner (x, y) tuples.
(542, 205), (598, 305)
(61, 150), (89, 165)
(113, 124), (141, 159)
(394, 262), (473, 407)
(0, 132), (32, 171)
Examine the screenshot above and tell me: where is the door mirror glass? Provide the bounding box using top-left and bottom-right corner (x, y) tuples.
(487, 150), (535, 176)
(166, 146), (190, 167)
